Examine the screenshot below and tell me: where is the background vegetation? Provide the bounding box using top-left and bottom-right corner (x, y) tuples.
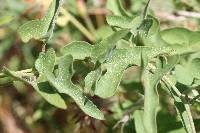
(0, 0), (200, 133)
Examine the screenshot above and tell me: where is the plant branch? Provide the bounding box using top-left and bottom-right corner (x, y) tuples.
(162, 76), (196, 133)
(0, 68), (33, 79)
(77, 0), (96, 34)
(176, 10), (200, 19)
(60, 8), (95, 42)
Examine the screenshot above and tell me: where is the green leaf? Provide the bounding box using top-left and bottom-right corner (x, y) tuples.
(106, 0), (131, 17)
(175, 64), (193, 85)
(94, 46), (173, 98)
(34, 49), (67, 109)
(106, 15), (144, 36)
(175, 58), (200, 85)
(0, 15), (14, 26)
(61, 41), (93, 60)
(160, 28), (200, 55)
(3, 66), (67, 109)
(84, 68), (101, 95)
(46, 55), (104, 120)
(35, 49), (55, 80)
(133, 110), (146, 133)
(52, 18), (200, 101)
(92, 29), (129, 62)
(190, 58), (200, 79)
(95, 25), (114, 40)
(135, 16), (168, 47)
(142, 56), (179, 133)
(161, 28), (200, 47)
(61, 30), (129, 63)
(32, 82), (67, 109)
(93, 32), (200, 98)
(18, 0), (63, 42)
(106, 15), (132, 29)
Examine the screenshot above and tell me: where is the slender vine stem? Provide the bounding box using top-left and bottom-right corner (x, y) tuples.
(60, 8), (95, 42)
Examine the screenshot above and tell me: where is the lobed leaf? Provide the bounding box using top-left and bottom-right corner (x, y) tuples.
(94, 46), (173, 98)
(60, 27), (200, 101)
(18, 0), (63, 42)
(46, 55), (104, 120)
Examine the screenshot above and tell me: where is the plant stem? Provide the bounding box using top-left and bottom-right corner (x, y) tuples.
(163, 76), (200, 103)
(82, 15), (96, 34)
(190, 95), (200, 104)
(0, 68), (32, 78)
(17, 69), (32, 73)
(163, 76), (182, 97)
(185, 104), (196, 133)
(60, 8), (95, 42)
(163, 76), (196, 133)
